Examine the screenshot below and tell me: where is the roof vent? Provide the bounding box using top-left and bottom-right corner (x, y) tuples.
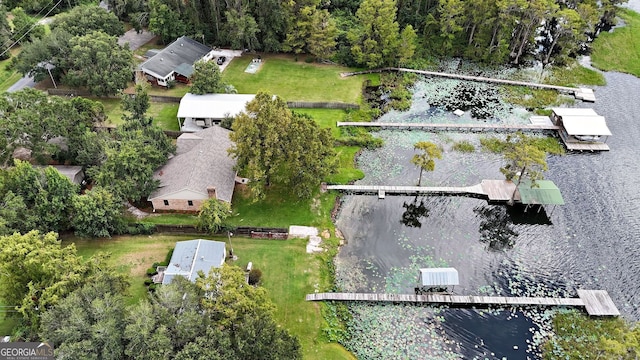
(180, 43), (184, 46)
(160, 58), (163, 61)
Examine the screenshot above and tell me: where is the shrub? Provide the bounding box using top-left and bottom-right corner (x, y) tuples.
(146, 267), (158, 276)
(163, 248), (174, 265)
(123, 222), (157, 235)
(248, 268), (262, 285)
(452, 140), (475, 153)
(148, 283), (159, 292)
(144, 279), (153, 286)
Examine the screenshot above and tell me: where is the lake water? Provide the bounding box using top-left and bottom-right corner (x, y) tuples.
(334, 68), (640, 359)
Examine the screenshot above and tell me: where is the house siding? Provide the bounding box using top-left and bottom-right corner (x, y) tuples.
(152, 198), (204, 212)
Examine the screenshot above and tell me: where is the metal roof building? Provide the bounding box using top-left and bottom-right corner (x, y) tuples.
(162, 239), (226, 285)
(177, 93), (256, 131)
(517, 180), (565, 205)
(418, 268), (459, 287)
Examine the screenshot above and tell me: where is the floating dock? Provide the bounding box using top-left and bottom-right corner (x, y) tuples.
(306, 289), (620, 316)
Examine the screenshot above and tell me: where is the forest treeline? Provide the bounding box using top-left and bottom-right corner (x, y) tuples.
(115, 0), (624, 68)
(1, 0), (627, 68)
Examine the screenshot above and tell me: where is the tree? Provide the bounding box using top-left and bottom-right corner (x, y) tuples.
(482, 133), (549, 204)
(0, 5), (11, 60)
(90, 85), (174, 200)
(197, 198), (231, 234)
(10, 7), (45, 45)
(14, 28), (73, 83)
(71, 187), (125, 238)
(39, 273), (129, 360)
(410, 141), (442, 186)
(348, 0), (414, 68)
(224, 7), (260, 50)
(0, 231), (103, 336)
(64, 31), (133, 96)
(0, 160), (79, 233)
(307, 9), (338, 61)
(229, 92), (335, 200)
(52, 5), (124, 37)
(148, 0), (187, 44)
(190, 60), (227, 94)
(196, 265), (302, 359)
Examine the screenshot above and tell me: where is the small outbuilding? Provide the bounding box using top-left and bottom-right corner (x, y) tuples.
(551, 108), (612, 151)
(417, 267), (459, 294)
(162, 239), (226, 285)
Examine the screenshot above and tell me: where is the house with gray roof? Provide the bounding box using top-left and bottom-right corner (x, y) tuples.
(139, 36), (214, 87)
(148, 125), (237, 212)
(162, 239), (226, 284)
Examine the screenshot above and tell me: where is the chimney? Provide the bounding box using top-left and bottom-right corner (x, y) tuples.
(207, 186), (217, 199)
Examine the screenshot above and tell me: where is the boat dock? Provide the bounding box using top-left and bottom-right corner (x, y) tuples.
(306, 289), (620, 316)
(336, 121), (560, 133)
(326, 180), (515, 201)
(341, 67), (596, 102)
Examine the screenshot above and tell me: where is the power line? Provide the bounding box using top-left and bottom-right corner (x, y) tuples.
(0, 0), (59, 50)
(0, 0), (63, 58)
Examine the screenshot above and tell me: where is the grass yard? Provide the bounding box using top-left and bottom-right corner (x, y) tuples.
(228, 185), (337, 229)
(66, 234), (353, 359)
(326, 146), (365, 184)
(0, 49), (22, 93)
(222, 54), (370, 103)
(591, 9), (640, 78)
(294, 108), (345, 138)
(99, 98), (179, 130)
(143, 213), (199, 225)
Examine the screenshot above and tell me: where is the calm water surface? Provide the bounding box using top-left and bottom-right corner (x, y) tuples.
(334, 70), (640, 359)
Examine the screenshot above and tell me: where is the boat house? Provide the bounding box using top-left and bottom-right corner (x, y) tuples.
(416, 268), (459, 294)
(551, 108), (612, 151)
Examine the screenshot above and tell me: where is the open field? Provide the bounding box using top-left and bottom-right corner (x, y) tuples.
(591, 9), (640, 77)
(66, 234), (353, 359)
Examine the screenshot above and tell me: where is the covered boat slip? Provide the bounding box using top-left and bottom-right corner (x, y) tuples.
(551, 108), (612, 151)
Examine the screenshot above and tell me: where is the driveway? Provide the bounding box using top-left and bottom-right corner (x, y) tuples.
(118, 29), (156, 51)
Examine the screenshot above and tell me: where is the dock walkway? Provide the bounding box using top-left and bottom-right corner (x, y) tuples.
(326, 180), (515, 201)
(342, 67), (596, 102)
(336, 122), (560, 133)
(306, 289), (619, 316)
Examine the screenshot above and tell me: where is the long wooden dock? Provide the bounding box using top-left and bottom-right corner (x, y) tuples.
(306, 289), (619, 316)
(342, 67), (596, 102)
(326, 180), (515, 201)
(336, 121), (560, 133)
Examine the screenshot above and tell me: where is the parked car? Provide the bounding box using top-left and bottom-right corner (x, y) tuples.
(216, 56), (226, 65)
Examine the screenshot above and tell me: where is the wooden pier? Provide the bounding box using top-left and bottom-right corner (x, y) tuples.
(336, 121), (560, 133)
(326, 180), (514, 202)
(342, 67), (596, 102)
(306, 289), (620, 316)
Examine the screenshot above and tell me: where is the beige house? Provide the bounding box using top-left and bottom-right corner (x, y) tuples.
(148, 126), (236, 212)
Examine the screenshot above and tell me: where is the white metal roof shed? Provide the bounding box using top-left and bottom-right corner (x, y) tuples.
(551, 108), (599, 117)
(177, 93), (256, 119)
(561, 116), (612, 136)
(419, 268), (459, 286)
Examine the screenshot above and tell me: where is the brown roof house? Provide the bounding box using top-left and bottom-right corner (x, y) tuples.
(148, 126), (237, 212)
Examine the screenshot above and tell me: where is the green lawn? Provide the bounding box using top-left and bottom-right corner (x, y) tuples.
(99, 98), (179, 130)
(326, 146), (365, 184)
(66, 234), (353, 359)
(591, 9), (640, 77)
(294, 108), (345, 138)
(228, 186), (337, 229)
(222, 54), (368, 103)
